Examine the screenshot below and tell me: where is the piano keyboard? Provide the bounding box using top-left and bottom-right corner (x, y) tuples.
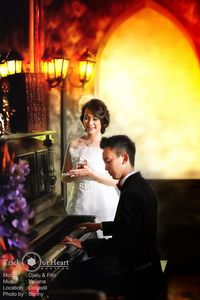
(43, 227), (89, 262)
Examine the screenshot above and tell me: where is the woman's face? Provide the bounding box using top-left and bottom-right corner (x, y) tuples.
(82, 108), (101, 135)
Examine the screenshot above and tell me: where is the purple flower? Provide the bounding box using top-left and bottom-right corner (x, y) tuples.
(0, 159), (33, 257)
(12, 218), (30, 233)
(7, 197), (27, 213)
(0, 224), (13, 237)
(0, 198), (7, 215)
(8, 233), (29, 254)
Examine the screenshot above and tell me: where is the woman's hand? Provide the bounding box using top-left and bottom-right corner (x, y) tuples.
(68, 165), (94, 178)
(63, 163), (117, 187)
(61, 236), (82, 249)
(61, 172), (75, 179)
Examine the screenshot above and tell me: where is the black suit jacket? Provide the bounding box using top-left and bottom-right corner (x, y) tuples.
(83, 172), (160, 272)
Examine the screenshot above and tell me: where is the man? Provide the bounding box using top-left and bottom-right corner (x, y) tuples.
(61, 135), (163, 299)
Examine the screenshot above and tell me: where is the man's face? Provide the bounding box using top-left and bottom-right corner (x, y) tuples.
(102, 147), (124, 180)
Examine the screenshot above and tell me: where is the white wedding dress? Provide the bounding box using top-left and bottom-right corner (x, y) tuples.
(66, 145), (119, 228)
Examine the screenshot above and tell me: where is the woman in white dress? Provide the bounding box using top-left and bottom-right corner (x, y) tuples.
(61, 99), (119, 235)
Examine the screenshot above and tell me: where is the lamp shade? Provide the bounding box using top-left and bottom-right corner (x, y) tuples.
(0, 52), (9, 77)
(79, 60), (95, 83)
(41, 57), (70, 88)
(0, 50), (23, 77)
(7, 50), (23, 75)
(42, 57), (69, 79)
(78, 49), (95, 85)
(0, 62), (8, 77)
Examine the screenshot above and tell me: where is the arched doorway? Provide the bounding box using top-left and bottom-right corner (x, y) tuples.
(95, 3), (200, 179)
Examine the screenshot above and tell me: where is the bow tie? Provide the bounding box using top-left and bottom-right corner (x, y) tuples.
(116, 181), (122, 191)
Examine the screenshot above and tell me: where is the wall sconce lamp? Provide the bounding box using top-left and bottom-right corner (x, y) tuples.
(78, 48), (96, 87)
(41, 49), (95, 89)
(41, 56), (70, 89)
(0, 50), (23, 78)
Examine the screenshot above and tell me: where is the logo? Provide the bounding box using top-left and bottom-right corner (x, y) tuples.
(22, 252), (41, 272)
(22, 251), (69, 272)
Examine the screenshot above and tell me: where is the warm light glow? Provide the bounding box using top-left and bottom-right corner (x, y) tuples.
(42, 60), (52, 78)
(96, 7), (200, 179)
(54, 58), (69, 78)
(41, 57), (70, 88)
(79, 60), (95, 83)
(2, 143), (12, 174)
(0, 63), (8, 77)
(0, 51), (23, 77)
(42, 58), (69, 79)
(7, 60), (22, 75)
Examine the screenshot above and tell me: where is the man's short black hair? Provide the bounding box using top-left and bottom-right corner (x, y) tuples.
(100, 135), (136, 166)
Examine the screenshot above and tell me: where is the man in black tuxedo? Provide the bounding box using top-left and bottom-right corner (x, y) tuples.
(61, 135), (163, 299)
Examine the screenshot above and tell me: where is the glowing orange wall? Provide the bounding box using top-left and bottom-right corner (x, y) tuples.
(95, 7), (200, 179)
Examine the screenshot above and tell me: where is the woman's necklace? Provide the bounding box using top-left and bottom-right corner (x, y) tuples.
(85, 136), (101, 147)
(86, 140), (95, 146)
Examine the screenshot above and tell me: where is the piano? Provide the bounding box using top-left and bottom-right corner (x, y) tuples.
(27, 213), (96, 290)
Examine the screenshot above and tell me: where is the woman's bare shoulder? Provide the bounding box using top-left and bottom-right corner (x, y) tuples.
(69, 136), (86, 148)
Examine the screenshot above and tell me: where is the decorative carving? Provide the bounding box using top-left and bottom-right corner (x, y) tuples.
(0, 131), (59, 226)
(0, 80), (15, 135)
(44, 134), (57, 192)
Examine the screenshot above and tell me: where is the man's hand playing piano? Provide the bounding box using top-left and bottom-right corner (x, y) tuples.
(61, 236), (83, 249)
(61, 222), (102, 249)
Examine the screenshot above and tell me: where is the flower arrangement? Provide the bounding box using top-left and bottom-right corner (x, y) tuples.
(0, 152), (32, 258)
(0, 144), (37, 296)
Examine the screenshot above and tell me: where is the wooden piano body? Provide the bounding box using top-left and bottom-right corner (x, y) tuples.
(0, 131), (97, 297)
(30, 214), (95, 259)
(26, 212), (96, 298)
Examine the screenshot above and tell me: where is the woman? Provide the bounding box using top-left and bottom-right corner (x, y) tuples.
(61, 99), (119, 234)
